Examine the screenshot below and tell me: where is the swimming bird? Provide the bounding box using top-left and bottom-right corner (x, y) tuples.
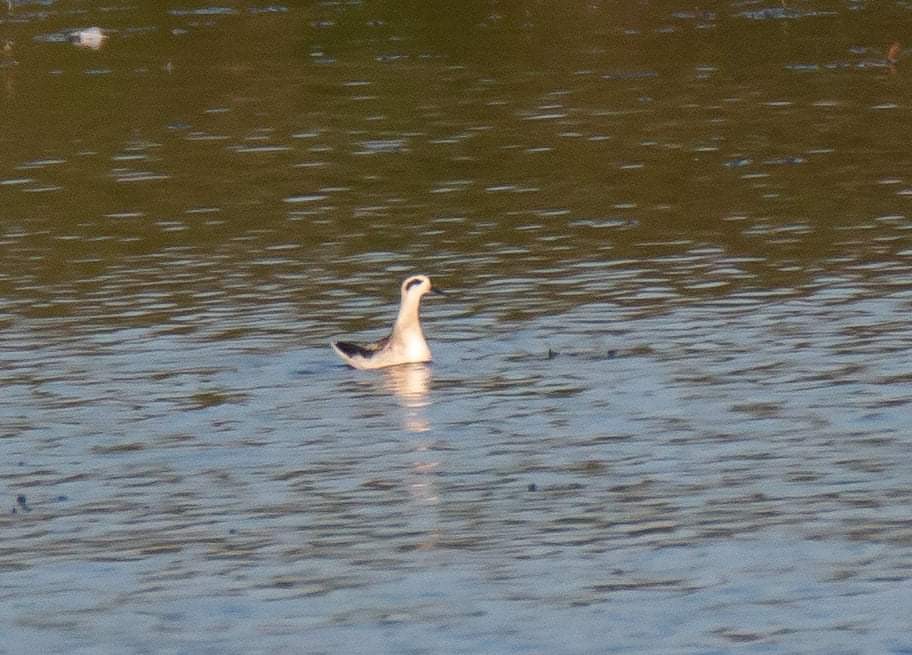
(332, 275), (444, 370)
(69, 27), (107, 50)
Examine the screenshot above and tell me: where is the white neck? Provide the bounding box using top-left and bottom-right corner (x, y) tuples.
(393, 290), (424, 338)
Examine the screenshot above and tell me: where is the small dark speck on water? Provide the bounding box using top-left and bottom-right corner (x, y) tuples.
(527, 483), (537, 492)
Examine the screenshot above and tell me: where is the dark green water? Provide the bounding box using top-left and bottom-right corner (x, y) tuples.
(2, 2), (911, 653)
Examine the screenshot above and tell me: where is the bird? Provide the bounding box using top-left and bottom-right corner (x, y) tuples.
(69, 27), (107, 50)
(331, 275), (445, 370)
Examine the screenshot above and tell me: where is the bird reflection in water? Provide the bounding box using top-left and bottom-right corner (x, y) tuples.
(382, 363), (440, 539)
(381, 362), (432, 433)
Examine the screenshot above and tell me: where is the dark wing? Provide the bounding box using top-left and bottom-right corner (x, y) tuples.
(333, 336), (390, 359)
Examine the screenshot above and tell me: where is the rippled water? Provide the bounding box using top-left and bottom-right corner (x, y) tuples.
(2, 1), (912, 653)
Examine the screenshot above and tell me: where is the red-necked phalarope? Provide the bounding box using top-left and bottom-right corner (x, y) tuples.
(332, 275), (445, 370)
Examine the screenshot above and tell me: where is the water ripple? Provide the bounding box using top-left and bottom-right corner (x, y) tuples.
(2, 1), (912, 653)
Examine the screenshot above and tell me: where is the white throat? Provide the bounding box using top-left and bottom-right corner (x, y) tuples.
(391, 289), (430, 360)
(393, 289), (424, 336)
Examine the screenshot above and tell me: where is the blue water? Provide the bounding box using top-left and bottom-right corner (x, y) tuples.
(2, 1), (912, 653)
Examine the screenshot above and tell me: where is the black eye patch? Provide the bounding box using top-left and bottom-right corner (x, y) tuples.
(405, 278), (424, 291)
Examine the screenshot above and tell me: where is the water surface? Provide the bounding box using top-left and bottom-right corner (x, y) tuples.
(2, 1), (911, 653)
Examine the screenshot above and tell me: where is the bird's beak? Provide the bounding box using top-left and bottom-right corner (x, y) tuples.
(430, 287), (448, 297)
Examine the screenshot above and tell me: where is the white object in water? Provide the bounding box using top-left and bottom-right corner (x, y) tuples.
(70, 27), (107, 50)
(332, 275), (445, 370)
